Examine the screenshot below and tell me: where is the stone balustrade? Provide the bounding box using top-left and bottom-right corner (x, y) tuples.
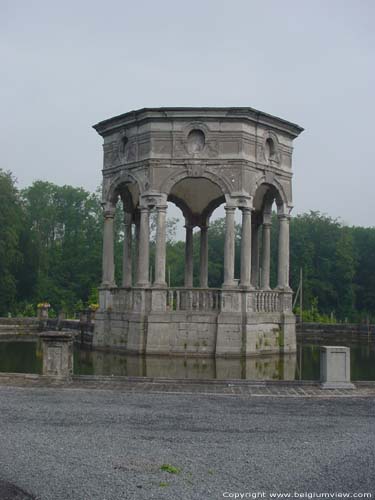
(254, 291), (280, 313)
(167, 288), (221, 312)
(107, 287), (290, 314)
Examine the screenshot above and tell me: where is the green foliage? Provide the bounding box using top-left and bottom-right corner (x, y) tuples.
(0, 170), (24, 315)
(160, 464), (181, 474)
(294, 298), (336, 324)
(290, 211), (361, 322)
(88, 287), (99, 305)
(18, 181), (103, 313)
(22, 303), (36, 317)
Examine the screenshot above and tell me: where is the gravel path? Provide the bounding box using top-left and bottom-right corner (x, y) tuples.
(0, 386), (374, 500)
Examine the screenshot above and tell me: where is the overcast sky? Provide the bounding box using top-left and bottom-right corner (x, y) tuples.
(1, 0), (374, 229)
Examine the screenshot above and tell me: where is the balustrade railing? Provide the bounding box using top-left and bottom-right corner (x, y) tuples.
(167, 288), (221, 312)
(109, 287), (284, 314)
(254, 291), (280, 313)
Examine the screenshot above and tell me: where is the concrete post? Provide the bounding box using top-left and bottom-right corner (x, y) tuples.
(320, 346), (355, 389)
(277, 214), (290, 289)
(101, 206), (116, 287)
(250, 223), (260, 287)
(40, 332), (74, 380)
(240, 208), (252, 287)
(199, 225), (209, 288)
(223, 206), (236, 287)
(261, 221), (272, 290)
(122, 212), (133, 287)
(137, 206), (150, 286)
(154, 204), (167, 286)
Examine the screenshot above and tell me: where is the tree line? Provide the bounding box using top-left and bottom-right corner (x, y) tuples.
(1, 169), (374, 322)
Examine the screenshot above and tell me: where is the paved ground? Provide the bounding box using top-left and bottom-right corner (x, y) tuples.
(0, 383), (374, 500)
(1, 373), (375, 397)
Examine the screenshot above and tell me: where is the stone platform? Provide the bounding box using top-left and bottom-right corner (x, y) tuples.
(95, 286), (296, 356)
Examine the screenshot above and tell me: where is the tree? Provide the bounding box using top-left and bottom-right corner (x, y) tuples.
(0, 170), (23, 314)
(19, 181), (103, 313)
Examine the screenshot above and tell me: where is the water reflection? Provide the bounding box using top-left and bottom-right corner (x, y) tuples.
(0, 339), (42, 374)
(77, 351), (297, 380)
(0, 338), (374, 381)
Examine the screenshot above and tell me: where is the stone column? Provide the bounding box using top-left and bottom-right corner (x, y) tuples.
(223, 205), (236, 287)
(240, 208), (252, 287)
(251, 223), (260, 287)
(134, 213), (140, 285)
(184, 223), (194, 287)
(101, 205), (116, 287)
(122, 212), (133, 287)
(199, 225), (209, 288)
(154, 204), (167, 286)
(261, 221), (272, 290)
(277, 214), (290, 289)
(136, 206), (150, 286)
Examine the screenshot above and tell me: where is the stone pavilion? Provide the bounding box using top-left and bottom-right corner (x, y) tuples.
(93, 107), (303, 356)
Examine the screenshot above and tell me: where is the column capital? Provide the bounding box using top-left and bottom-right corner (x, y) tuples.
(103, 209), (115, 219)
(139, 205), (150, 213)
(262, 211), (272, 225)
(240, 206), (253, 214)
(102, 201), (116, 219)
(140, 192), (167, 208)
(155, 204), (168, 212)
(224, 205), (236, 213)
(278, 214), (291, 222)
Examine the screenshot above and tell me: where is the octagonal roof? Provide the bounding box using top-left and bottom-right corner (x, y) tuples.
(93, 106), (304, 138)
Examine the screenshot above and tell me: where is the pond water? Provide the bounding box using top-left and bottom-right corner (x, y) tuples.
(0, 337), (374, 380)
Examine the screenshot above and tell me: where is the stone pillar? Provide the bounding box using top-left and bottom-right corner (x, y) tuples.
(122, 212), (132, 287)
(154, 204), (167, 286)
(134, 213), (140, 285)
(320, 346), (355, 389)
(40, 332), (74, 380)
(261, 221), (272, 290)
(240, 208), (252, 287)
(199, 225), (209, 288)
(251, 223), (260, 287)
(223, 205), (236, 288)
(277, 214), (290, 289)
(102, 205), (116, 287)
(137, 206), (150, 286)
(184, 223), (194, 287)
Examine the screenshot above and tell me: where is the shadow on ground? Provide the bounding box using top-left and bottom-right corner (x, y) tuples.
(0, 480), (36, 500)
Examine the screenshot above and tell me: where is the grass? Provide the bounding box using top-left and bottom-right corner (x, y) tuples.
(160, 464), (181, 474)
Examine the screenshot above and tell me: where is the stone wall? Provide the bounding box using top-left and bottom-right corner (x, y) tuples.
(297, 322), (375, 335)
(0, 318), (40, 333)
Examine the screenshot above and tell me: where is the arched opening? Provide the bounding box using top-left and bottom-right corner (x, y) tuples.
(167, 176), (226, 288)
(104, 181), (140, 288)
(253, 183), (290, 290)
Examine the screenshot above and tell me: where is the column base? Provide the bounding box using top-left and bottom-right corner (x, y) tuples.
(222, 281), (239, 290)
(239, 283), (254, 290)
(153, 281), (167, 288)
(136, 281), (150, 288)
(276, 285), (292, 292)
(101, 282), (117, 289)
